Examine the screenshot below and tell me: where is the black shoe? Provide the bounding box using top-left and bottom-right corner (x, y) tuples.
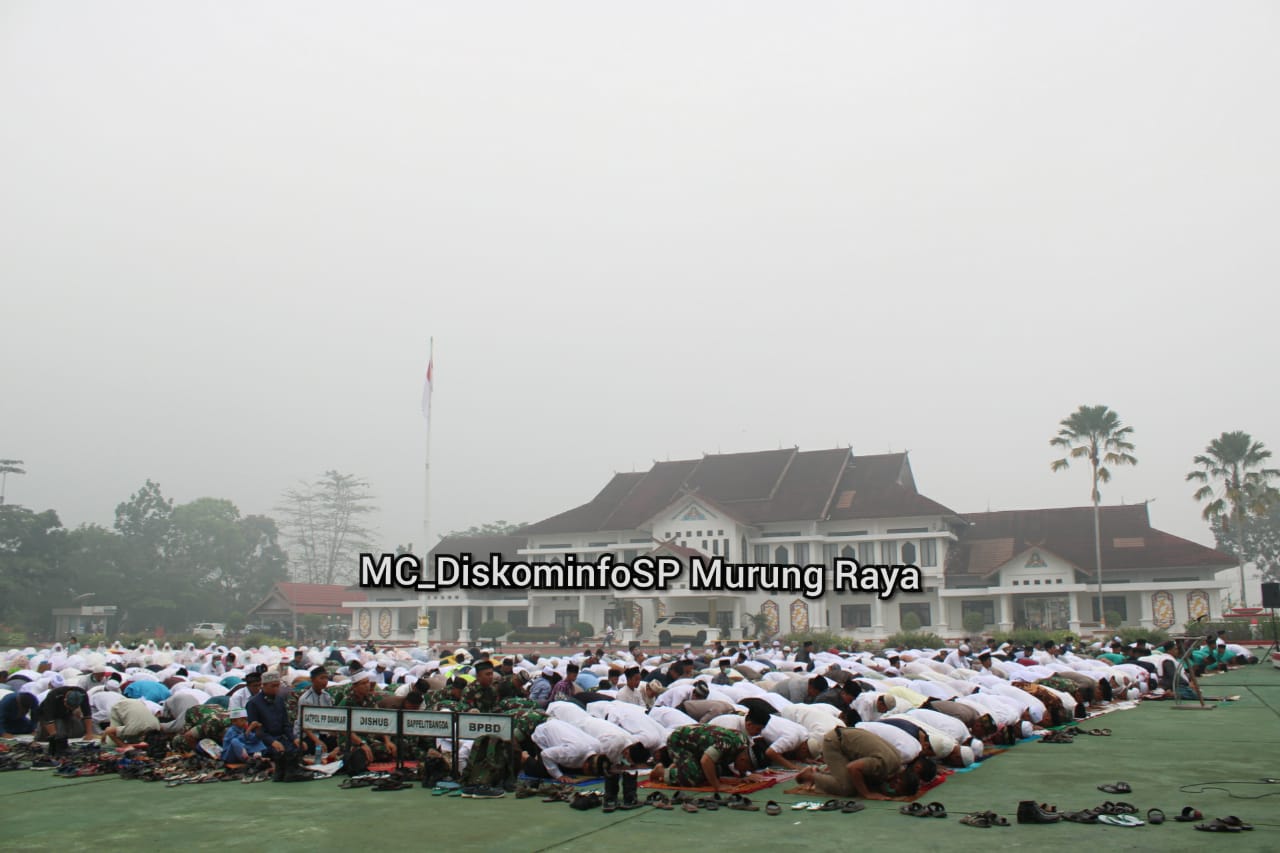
(619, 800), (642, 811)
(1016, 800), (1060, 824)
(603, 800), (618, 813)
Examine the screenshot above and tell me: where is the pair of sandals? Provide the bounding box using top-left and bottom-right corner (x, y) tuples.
(1040, 731), (1075, 744)
(1097, 781), (1132, 794)
(960, 811), (1010, 828)
(1195, 816), (1254, 833)
(645, 792), (674, 810)
(900, 802), (947, 818)
(1062, 726), (1112, 737)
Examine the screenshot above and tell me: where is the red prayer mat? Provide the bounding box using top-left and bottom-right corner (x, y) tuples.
(366, 761), (417, 773)
(640, 769), (799, 794)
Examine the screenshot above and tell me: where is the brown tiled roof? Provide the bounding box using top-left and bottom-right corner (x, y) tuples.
(522, 449), (957, 535)
(947, 504), (1235, 578)
(250, 583), (366, 616)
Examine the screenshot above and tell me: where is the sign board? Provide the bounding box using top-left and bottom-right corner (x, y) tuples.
(349, 707), (399, 735)
(401, 710), (453, 738)
(300, 706), (351, 732)
(457, 713), (513, 741)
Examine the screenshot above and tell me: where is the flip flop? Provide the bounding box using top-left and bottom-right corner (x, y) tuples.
(699, 798), (719, 811)
(791, 801), (813, 811)
(1220, 816), (1254, 831)
(1087, 728), (1112, 736)
(1062, 810), (1098, 824)
(1195, 819), (1240, 833)
(982, 812), (1010, 827)
(727, 794), (759, 811)
(1147, 808), (1165, 825)
(765, 801), (781, 816)
(818, 799), (842, 812)
(1112, 802), (1138, 815)
(1099, 814), (1143, 827)
(1174, 806), (1203, 822)
(900, 802), (928, 817)
(682, 802), (699, 814)
(926, 802), (947, 818)
(842, 800), (866, 814)
(960, 813), (991, 828)
(1097, 782), (1132, 794)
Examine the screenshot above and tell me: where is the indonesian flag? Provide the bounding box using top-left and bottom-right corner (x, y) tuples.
(421, 351), (434, 423)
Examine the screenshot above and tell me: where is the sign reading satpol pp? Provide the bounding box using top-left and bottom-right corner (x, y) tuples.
(458, 713), (512, 740)
(300, 706), (350, 732)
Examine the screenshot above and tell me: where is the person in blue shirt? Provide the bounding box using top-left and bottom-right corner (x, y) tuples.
(246, 671), (297, 780)
(124, 680), (171, 703)
(0, 692), (38, 735)
(221, 708), (267, 765)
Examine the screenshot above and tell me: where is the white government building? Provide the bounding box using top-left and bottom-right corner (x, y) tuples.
(346, 448), (1234, 645)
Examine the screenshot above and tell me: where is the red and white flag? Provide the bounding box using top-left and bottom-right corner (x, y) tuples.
(421, 350), (434, 423)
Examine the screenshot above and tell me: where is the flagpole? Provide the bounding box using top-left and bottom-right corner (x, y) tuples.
(418, 337), (434, 648)
(424, 336), (433, 555)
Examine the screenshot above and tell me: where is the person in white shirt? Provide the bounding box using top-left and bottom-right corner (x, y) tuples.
(527, 719), (604, 780)
(227, 672), (262, 712)
(942, 645), (972, 671)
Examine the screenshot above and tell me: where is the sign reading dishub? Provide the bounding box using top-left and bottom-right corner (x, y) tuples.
(350, 708), (398, 734)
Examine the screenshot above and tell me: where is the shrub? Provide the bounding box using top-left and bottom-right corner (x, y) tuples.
(900, 612), (922, 632)
(1113, 626), (1169, 645)
(961, 612), (987, 635)
(1187, 620), (1255, 642)
(783, 631), (850, 652)
(883, 631), (947, 650)
(1105, 610), (1124, 629)
(990, 628), (1075, 648)
(479, 620), (511, 642)
(572, 622), (595, 640)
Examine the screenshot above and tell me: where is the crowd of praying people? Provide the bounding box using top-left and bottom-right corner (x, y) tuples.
(0, 629), (1255, 808)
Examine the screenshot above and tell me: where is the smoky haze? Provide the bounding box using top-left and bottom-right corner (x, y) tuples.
(2, 1), (1276, 566)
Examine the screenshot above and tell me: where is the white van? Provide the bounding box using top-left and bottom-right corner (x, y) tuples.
(193, 622), (226, 639)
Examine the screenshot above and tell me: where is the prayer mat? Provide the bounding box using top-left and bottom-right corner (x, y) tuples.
(894, 769), (950, 802)
(518, 773), (603, 787)
(366, 761), (418, 773)
(640, 768), (798, 794)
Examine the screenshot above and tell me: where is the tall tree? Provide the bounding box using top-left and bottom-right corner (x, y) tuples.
(277, 471), (377, 585)
(113, 480), (183, 631)
(0, 504), (69, 632)
(1210, 504), (1280, 586)
(1050, 405), (1138, 628)
(1188, 431), (1280, 608)
(169, 498), (289, 615)
(0, 459), (25, 505)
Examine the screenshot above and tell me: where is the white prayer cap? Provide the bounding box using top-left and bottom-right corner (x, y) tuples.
(1020, 721), (1034, 738)
(772, 641), (781, 647)
(959, 644), (970, 653)
(351, 671), (374, 684)
(970, 738), (983, 759)
(959, 745), (975, 766)
(807, 735), (823, 759)
(542, 667), (555, 678)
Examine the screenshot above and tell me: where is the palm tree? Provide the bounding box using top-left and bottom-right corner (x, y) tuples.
(1050, 405), (1138, 629)
(1187, 431), (1280, 608)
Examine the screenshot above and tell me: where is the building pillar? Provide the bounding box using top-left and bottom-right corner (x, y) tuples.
(872, 598), (886, 637)
(997, 594), (1014, 633)
(457, 605), (472, 644)
(933, 590), (948, 635)
(639, 598), (657, 641)
(1068, 593), (1082, 635)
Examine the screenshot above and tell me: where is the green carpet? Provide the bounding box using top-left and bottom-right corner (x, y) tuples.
(3, 665), (1278, 851)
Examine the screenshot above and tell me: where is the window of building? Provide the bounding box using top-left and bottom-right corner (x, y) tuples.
(722, 538), (729, 558)
(842, 544), (857, 561)
(774, 545), (789, 563)
(841, 604), (872, 628)
(754, 544), (769, 563)
(554, 610), (578, 630)
(794, 543), (809, 564)
(824, 543), (839, 563)
(858, 542), (876, 565)
(920, 539), (937, 567)
(1091, 596), (1129, 623)
(507, 611), (529, 629)
(881, 540), (898, 564)
(901, 542), (917, 565)
(899, 602), (931, 627)
(961, 600), (995, 626)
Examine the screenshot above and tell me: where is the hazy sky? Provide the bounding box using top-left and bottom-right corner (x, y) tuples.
(3, 2), (1276, 564)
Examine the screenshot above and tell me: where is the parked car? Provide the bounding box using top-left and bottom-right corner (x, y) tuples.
(192, 622), (226, 639)
(649, 616), (713, 647)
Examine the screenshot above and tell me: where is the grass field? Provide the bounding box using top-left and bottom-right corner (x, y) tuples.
(3, 665), (1278, 852)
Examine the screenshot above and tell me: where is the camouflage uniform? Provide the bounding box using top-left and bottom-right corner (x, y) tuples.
(664, 724), (748, 787)
(341, 690), (395, 761)
(496, 677), (525, 702)
(172, 704), (229, 752)
(461, 681), (499, 713)
(509, 708), (548, 751)
(497, 697), (538, 713)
